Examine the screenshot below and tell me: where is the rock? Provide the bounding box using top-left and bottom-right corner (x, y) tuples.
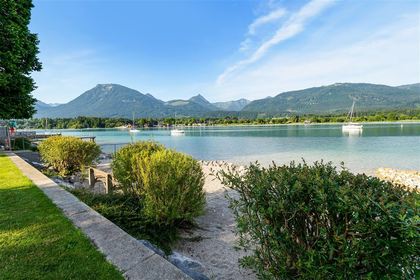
(53, 178), (75, 189)
(74, 181), (83, 189)
(376, 168), (420, 191)
(137, 240), (209, 280)
(168, 252), (208, 280)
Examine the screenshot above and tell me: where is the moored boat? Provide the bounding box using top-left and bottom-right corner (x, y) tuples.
(130, 112), (140, 133)
(342, 100), (362, 132)
(171, 129), (185, 136)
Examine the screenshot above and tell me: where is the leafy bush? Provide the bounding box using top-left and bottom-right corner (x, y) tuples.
(111, 141), (164, 194)
(112, 141), (205, 226)
(38, 136), (101, 176)
(136, 149), (205, 226)
(219, 161), (419, 279)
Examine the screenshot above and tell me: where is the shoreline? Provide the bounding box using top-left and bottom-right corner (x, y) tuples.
(15, 152), (418, 279)
(20, 120), (420, 131)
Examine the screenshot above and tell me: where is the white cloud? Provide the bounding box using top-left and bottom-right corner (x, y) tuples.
(248, 8), (286, 35)
(210, 18), (420, 101)
(217, 0), (335, 85)
(239, 38), (252, 52)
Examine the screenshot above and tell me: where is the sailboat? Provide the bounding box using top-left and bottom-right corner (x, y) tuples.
(129, 112), (139, 133)
(170, 129), (185, 136)
(170, 112), (185, 136)
(342, 100), (363, 131)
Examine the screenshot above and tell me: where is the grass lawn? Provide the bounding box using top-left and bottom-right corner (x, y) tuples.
(0, 154), (123, 280)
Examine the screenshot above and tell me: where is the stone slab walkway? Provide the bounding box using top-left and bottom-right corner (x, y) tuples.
(5, 152), (191, 280)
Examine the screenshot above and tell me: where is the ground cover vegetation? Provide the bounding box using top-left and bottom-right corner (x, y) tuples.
(68, 141), (205, 253)
(12, 109), (420, 129)
(0, 154), (123, 279)
(219, 161), (419, 279)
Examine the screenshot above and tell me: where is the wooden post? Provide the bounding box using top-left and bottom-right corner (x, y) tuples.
(105, 174), (113, 194)
(88, 168), (95, 188)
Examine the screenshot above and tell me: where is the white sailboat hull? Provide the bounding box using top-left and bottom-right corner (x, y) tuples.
(171, 129), (185, 136)
(342, 123), (363, 131)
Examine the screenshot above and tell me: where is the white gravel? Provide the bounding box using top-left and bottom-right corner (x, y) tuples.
(174, 161), (256, 280)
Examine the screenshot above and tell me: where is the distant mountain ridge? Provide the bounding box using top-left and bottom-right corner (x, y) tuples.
(397, 83), (420, 92)
(243, 83), (420, 114)
(35, 100), (61, 108)
(35, 82), (420, 118)
(213, 98), (250, 111)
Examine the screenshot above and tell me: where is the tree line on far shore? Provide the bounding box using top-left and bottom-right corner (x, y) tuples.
(12, 108), (420, 129)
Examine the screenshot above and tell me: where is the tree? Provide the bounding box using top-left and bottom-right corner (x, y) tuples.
(0, 0), (42, 119)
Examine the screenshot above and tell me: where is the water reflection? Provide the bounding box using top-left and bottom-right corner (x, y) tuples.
(42, 123), (420, 173)
(342, 129), (363, 136)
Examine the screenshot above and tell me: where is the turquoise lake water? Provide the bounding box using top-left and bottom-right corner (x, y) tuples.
(42, 123), (420, 174)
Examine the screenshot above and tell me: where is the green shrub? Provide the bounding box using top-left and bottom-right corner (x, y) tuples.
(112, 141), (205, 226)
(136, 149), (205, 226)
(219, 161), (419, 279)
(111, 141), (164, 194)
(38, 136), (101, 176)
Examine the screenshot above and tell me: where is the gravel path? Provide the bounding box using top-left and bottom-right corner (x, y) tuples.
(174, 162), (256, 280)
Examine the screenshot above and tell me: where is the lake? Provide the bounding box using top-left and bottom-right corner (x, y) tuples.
(43, 122), (420, 174)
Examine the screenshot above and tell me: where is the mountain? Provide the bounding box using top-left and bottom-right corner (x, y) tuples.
(35, 100), (52, 110)
(242, 83), (420, 114)
(213, 98), (250, 111)
(164, 94), (219, 116)
(189, 94), (219, 111)
(35, 84), (167, 118)
(35, 84), (220, 118)
(35, 101), (61, 111)
(397, 83), (420, 92)
(35, 82), (420, 118)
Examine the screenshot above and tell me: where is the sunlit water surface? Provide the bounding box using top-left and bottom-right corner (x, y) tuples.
(40, 123), (420, 174)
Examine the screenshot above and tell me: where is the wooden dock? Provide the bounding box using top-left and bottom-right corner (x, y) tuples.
(10, 132), (61, 139)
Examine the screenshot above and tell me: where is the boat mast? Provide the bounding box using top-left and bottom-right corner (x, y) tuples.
(348, 100), (355, 122)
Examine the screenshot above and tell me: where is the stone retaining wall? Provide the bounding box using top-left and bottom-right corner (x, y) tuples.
(5, 152), (191, 280)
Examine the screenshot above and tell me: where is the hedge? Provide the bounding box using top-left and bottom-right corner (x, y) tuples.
(38, 136), (100, 176)
(112, 141), (205, 226)
(219, 161), (419, 279)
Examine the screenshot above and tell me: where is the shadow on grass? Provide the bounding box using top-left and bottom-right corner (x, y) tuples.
(0, 156), (123, 280)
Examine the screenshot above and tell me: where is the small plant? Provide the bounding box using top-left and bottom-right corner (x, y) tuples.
(219, 161), (419, 279)
(111, 141), (164, 194)
(38, 136), (100, 176)
(136, 149), (206, 226)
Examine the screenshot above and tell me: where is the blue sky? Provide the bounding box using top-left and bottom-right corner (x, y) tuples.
(31, 0), (420, 103)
